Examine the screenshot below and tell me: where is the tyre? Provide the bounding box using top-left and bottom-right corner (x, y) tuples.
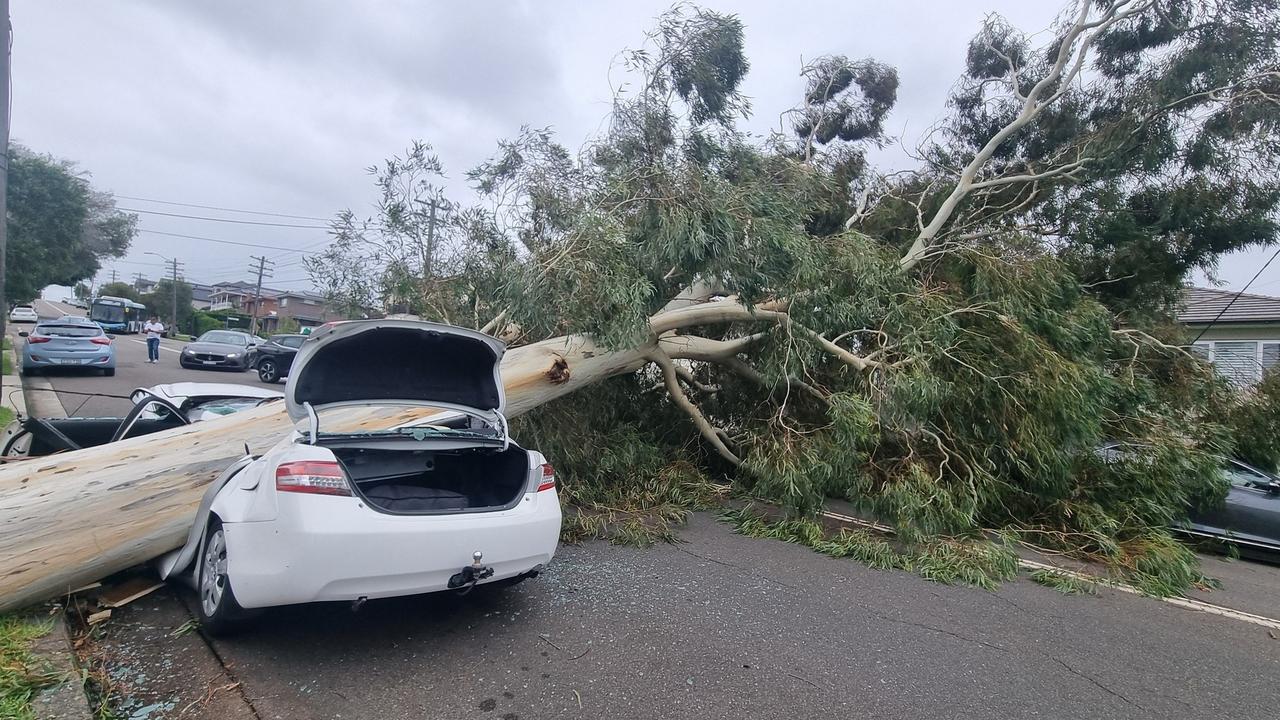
(197, 520), (248, 636)
(103, 368), (115, 377)
(21, 365), (38, 377)
(257, 359), (279, 384)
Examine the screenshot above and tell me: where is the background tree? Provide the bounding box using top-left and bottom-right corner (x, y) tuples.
(96, 281), (141, 302)
(142, 279), (193, 330)
(5, 144), (136, 303)
(308, 0), (1277, 591)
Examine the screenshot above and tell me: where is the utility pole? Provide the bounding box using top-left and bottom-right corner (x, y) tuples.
(109, 268), (117, 284)
(0, 0), (11, 409)
(169, 257), (180, 331)
(145, 252), (182, 332)
(248, 255), (274, 335)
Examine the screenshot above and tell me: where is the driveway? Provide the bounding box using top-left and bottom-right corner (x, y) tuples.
(89, 513), (1280, 720)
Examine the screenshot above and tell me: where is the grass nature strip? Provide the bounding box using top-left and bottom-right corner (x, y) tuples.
(0, 614), (58, 720)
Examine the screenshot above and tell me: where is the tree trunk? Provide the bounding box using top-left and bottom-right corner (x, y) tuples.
(0, 334), (650, 613)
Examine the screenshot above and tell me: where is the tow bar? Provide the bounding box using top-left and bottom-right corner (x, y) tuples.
(448, 551), (494, 595)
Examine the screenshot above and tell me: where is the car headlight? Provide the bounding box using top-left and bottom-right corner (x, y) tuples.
(183, 348), (194, 354)
(227, 353), (239, 358)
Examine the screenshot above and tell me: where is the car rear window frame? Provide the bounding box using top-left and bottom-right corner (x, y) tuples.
(36, 324), (105, 338)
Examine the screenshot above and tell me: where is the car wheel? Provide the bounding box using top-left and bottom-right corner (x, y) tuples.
(197, 520), (248, 636)
(22, 366), (39, 377)
(257, 359), (279, 384)
(102, 368), (115, 377)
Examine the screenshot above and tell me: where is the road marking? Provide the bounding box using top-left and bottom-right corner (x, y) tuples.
(815, 508), (1280, 632)
(127, 339), (181, 354)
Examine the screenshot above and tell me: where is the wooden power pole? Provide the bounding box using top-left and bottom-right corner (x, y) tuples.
(248, 255), (274, 335)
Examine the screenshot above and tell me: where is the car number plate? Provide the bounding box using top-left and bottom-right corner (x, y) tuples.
(58, 358), (83, 365)
(202, 360), (218, 365)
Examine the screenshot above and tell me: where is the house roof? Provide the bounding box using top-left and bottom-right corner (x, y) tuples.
(1178, 286), (1280, 325)
(278, 289), (326, 302)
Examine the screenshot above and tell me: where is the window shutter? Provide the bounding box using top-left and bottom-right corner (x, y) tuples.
(1212, 341), (1260, 386)
(1190, 343), (1212, 361)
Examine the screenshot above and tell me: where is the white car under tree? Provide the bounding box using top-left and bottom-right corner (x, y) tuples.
(157, 320), (562, 634)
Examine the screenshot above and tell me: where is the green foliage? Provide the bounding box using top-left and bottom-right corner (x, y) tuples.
(722, 508), (1018, 591)
(96, 282), (140, 302)
(5, 145), (135, 304)
(512, 378), (720, 545)
(885, 0), (1280, 319)
(1029, 569), (1097, 596)
(141, 279), (194, 328)
(326, 1), (1275, 594)
(1223, 369), (1280, 472)
(0, 614), (57, 720)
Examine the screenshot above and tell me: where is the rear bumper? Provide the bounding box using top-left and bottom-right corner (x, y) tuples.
(222, 491), (562, 608)
(23, 350), (115, 368)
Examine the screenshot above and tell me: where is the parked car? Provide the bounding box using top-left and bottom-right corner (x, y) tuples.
(253, 334), (307, 384)
(180, 330), (260, 371)
(1099, 443), (1280, 554)
(70, 299), (89, 310)
(8, 304), (38, 323)
(19, 321), (116, 376)
(3, 382), (282, 456)
(156, 320), (561, 634)
(1184, 457), (1280, 554)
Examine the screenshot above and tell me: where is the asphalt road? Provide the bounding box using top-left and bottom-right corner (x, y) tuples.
(94, 514), (1280, 720)
(21, 299), (266, 416)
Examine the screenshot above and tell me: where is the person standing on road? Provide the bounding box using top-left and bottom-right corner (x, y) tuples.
(143, 315), (165, 364)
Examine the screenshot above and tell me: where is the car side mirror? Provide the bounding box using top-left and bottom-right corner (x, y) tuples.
(17, 331), (28, 337)
(106, 334), (116, 339)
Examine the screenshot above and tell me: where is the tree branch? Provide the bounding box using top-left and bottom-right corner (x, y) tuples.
(647, 350), (742, 465)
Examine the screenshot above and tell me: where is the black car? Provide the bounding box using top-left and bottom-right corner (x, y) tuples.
(253, 333), (307, 383)
(179, 330), (260, 371)
(1100, 444), (1280, 555)
(1186, 458), (1280, 555)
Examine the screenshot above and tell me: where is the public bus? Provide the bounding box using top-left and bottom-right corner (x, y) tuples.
(90, 296), (148, 333)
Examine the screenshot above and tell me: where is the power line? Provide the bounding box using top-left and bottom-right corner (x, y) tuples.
(119, 207), (330, 229)
(114, 194), (331, 222)
(139, 229), (325, 254)
(1192, 244), (1280, 344)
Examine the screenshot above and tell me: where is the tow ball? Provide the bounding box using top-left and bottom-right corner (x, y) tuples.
(448, 551), (495, 594)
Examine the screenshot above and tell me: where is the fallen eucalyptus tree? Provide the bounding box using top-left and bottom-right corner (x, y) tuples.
(4, 0), (1279, 610)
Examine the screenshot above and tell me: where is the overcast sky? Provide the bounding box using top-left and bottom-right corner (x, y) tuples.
(14, 0), (1273, 298)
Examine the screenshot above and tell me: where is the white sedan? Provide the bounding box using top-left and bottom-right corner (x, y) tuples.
(158, 320), (562, 634)
(8, 304), (38, 323)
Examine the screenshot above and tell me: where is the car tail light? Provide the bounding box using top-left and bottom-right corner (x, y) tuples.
(27, 336), (51, 344)
(537, 463), (556, 492)
(90, 336), (112, 345)
(275, 460), (351, 496)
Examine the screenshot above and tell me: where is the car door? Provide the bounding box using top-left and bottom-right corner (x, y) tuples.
(278, 335), (304, 373)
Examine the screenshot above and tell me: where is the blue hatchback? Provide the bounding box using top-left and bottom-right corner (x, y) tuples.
(20, 321), (117, 376)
